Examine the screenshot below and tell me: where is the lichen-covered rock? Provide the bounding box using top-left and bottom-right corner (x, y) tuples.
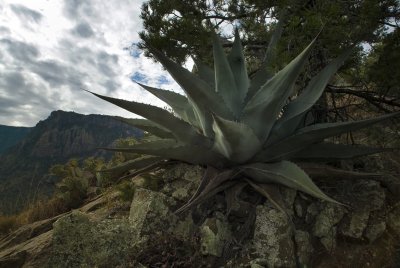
(339, 210), (370, 239)
(129, 188), (178, 237)
(250, 204), (296, 267)
(313, 202), (345, 251)
(199, 212), (232, 257)
(294, 230), (313, 266)
(160, 164), (203, 202)
(313, 203), (345, 237)
(338, 180), (386, 240)
(387, 203), (400, 236)
(305, 203), (319, 223)
(280, 188), (297, 209)
(48, 211), (136, 268)
(364, 221), (386, 243)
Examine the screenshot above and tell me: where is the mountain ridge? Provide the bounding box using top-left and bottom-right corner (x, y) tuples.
(0, 125), (32, 155)
(0, 110), (142, 214)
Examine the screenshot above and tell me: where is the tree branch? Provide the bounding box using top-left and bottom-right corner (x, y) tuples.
(326, 85), (400, 110)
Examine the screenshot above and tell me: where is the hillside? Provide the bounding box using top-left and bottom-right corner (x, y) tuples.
(0, 125), (31, 155)
(0, 110), (142, 214)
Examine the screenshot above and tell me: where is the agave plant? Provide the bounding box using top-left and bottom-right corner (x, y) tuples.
(87, 24), (399, 213)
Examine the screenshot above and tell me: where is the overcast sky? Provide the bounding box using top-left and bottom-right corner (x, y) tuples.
(0, 0), (184, 127)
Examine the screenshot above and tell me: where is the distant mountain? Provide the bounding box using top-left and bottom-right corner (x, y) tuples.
(0, 125), (32, 154)
(0, 110), (142, 214)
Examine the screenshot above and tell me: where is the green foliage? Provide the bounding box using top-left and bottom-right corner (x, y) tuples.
(116, 181), (136, 202)
(89, 24), (399, 211)
(50, 159), (92, 209)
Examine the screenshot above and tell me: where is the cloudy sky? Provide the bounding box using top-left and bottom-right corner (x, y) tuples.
(0, 0), (184, 127)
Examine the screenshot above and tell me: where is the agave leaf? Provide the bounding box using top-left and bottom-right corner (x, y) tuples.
(189, 99), (214, 138)
(184, 165), (218, 207)
(267, 49), (352, 144)
(212, 32), (242, 118)
(194, 59), (215, 88)
(280, 48), (353, 123)
(245, 179), (288, 217)
(114, 117), (174, 139)
(135, 82), (198, 126)
(227, 29), (249, 105)
(212, 115), (261, 163)
(224, 182), (247, 215)
(243, 161), (339, 204)
(87, 90), (210, 147)
(243, 37), (317, 142)
(176, 169), (236, 213)
(99, 156), (164, 178)
(147, 46), (234, 120)
(256, 112), (400, 162)
(246, 13), (286, 101)
(292, 143), (395, 161)
(101, 139), (228, 166)
(265, 113), (305, 146)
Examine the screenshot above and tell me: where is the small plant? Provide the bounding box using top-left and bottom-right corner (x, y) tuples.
(51, 159), (91, 209)
(88, 24), (399, 212)
(116, 181), (136, 202)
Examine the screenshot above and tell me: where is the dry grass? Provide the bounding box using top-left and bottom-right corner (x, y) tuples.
(0, 196), (68, 237)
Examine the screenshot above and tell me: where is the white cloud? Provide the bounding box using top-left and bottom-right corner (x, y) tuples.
(0, 0), (179, 126)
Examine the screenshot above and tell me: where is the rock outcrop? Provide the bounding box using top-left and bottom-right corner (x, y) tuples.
(1, 163), (400, 267)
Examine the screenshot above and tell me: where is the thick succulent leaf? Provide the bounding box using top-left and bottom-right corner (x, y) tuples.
(212, 115), (261, 163)
(243, 161), (339, 204)
(292, 143), (395, 161)
(280, 49), (353, 123)
(246, 14), (286, 101)
(147, 46), (234, 120)
(135, 82), (198, 126)
(185, 165), (218, 207)
(227, 29), (249, 105)
(87, 91), (210, 147)
(265, 112), (305, 146)
(194, 59), (215, 88)
(225, 182), (247, 215)
(114, 117), (174, 139)
(189, 99), (214, 138)
(256, 112), (400, 162)
(99, 156), (163, 178)
(212, 32), (242, 118)
(245, 180), (288, 216)
(176, 169), (236, 213)
(243, 38), (317, 142)
(101, 139), (228, 166)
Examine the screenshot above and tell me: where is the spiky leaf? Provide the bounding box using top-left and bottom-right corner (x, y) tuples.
(256, 112), (400, 162)
(280, 49), (353, 123)
(293, 143), (394, 161)
(147, 46), (234, 120)
(243, 161), (339, 203)
(100, 156), (164, 178)
(135, 82), (198, 126)
(243, 38), (317, 142)
(87, 91), (210, 147)
(212, 32), (241, 118)
(176, 169), (236, 213)
(115, 117), (174, 139)
(246, 14), (286, 101)
(194, 59), (215, 87)
(101, 139), (227, 166)
(212, 115), (261, 163)
(227, 29), (249, 104)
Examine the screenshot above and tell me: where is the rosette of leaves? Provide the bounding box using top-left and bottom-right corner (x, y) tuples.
(87, 24), (399, 213)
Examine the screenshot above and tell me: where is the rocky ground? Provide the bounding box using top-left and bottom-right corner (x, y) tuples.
(1, 162), (400, 267)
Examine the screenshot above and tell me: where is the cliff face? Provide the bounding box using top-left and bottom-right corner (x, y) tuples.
(0, 110), (142, 214)
(0, 125), (31, 155)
